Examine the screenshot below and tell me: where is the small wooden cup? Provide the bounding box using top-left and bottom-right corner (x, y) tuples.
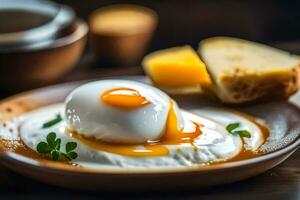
(89, 4), (158, 67)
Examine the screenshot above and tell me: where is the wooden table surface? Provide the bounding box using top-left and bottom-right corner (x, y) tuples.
(0, 52), (299, 200)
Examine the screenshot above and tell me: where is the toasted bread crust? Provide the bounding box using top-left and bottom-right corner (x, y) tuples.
(199, 37), (300, 104)
(218, 63), (300, 104)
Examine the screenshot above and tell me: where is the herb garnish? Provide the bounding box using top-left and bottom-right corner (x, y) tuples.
(37, 132), (78, 161)
(226, 122), (251, 138)
(42, 114), (62, 128)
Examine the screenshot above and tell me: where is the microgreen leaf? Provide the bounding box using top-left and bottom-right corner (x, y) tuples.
(42, 114), (62, 128)
(226, 122), (251, 138)
(234, 130), (251, 138)
(47, 132), (56, 149)
(67, 152), (78, 160)
(66, 142), (77, 153)
(226, 123), (240, 133)
(61, 153), (70, 160)
(51, 150), (60, 161)
(55, 138), (61, 150)
(61, 151), (78, 161)
(37, 142), (51, 153)
(36, 132), (78, 161)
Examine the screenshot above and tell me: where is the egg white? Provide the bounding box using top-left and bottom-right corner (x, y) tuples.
(65, 80), (183, 144)
(17, 103), (249, 168)
(191, 108), (265, 151)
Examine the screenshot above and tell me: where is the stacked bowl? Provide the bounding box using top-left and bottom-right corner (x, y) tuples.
(0, 0), (88, 90)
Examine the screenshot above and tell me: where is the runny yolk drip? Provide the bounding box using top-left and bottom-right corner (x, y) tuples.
(157, 100), (201, 144)
(69, 100), (201, 157)
(100, 87), (150, 109)
(69, 133), (169, 157)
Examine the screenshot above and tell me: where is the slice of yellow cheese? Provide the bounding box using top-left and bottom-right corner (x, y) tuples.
(142, 46), (211, 88)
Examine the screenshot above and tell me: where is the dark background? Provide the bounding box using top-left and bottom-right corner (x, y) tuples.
(54, 0), (300, 52)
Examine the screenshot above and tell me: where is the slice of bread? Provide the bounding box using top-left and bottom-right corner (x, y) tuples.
(142, 45), (212, 94)
(199, 37), (300, 103)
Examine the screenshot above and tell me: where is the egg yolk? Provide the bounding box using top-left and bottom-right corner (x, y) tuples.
(157, 100), (201, 144)
(101, 88), (150, 109)
(69, 100), (201, 157)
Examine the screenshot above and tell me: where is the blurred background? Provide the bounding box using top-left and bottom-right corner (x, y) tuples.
(56, 0), (300, 50)
(0, 0), (299, 96)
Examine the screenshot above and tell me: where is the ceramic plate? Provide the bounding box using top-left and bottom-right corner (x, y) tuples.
(0, 76), (299, 190)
